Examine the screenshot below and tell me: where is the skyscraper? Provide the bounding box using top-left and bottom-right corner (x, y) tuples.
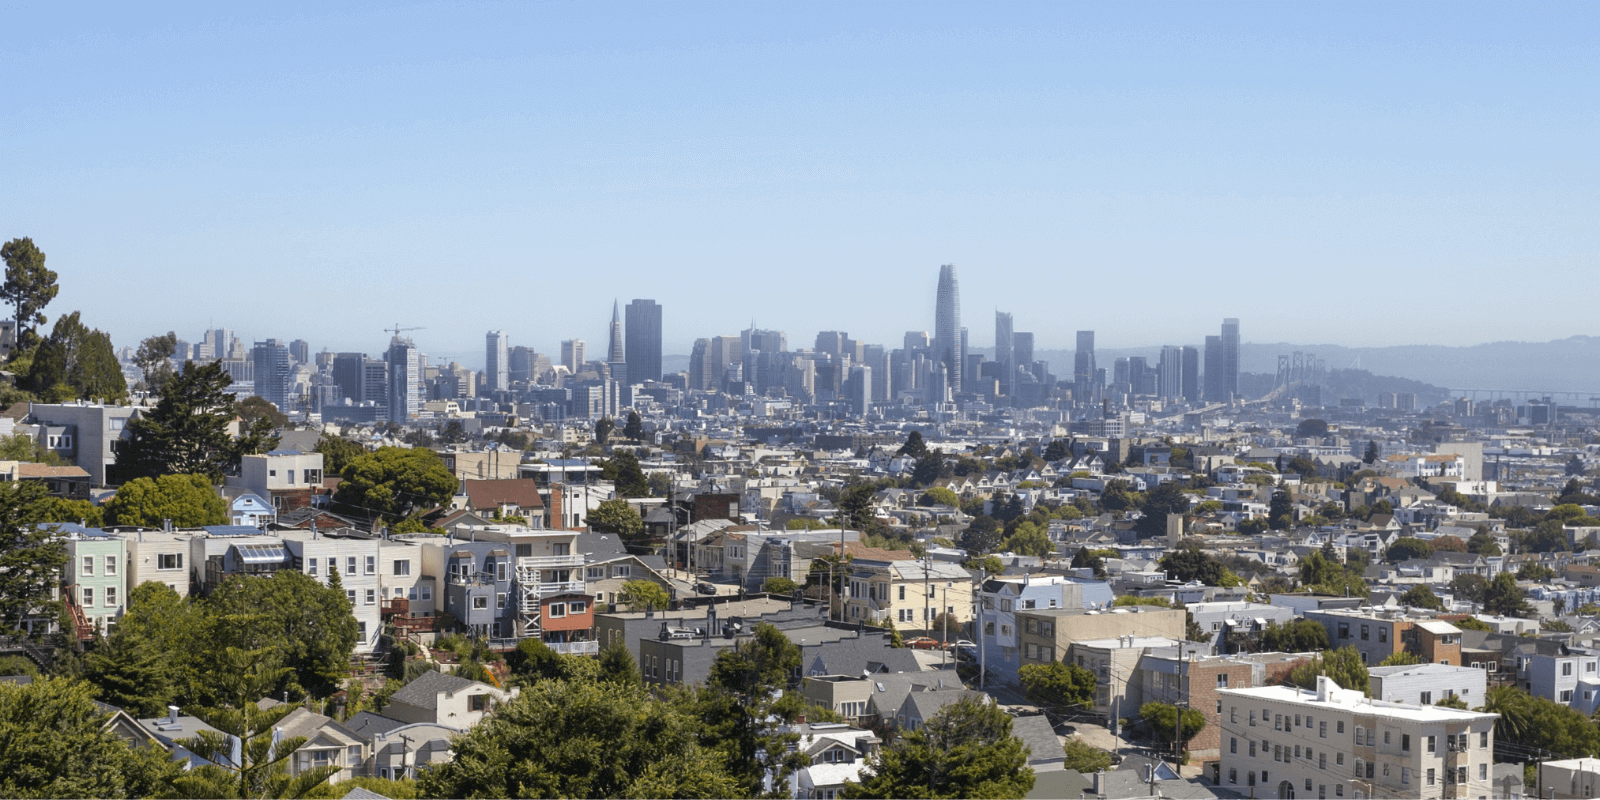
(508, 346), (538, 386)
(607, 300), (625, 365)
(1073, 330), (1098, 407)
(561, 339), (585, 373)
(688, 339), (712, 390)
(994, 312), (1014, 396)
(1203, 335), (1224, 402)
(1158, 345), (1183, 402)
(934, 265), (962, 393)
(1221, 317), (1241, 401)
(1181, 345), (1200, 403)
(387, 335), (423, 422)
(289, 339), (310, 365)
(251, 339), (292, 410)
(485, 330), (509, 393)
(1013, 332), (1034, 384)
(625, 299), (663, 383)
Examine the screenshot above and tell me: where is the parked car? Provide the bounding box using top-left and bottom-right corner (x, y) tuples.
(695, 582), (718, 595)
(906, 637), (943, 650)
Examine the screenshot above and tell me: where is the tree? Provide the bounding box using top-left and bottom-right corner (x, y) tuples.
(1140, 701), (1206, 754)
(920, 487), (960, 507)
(596, 639), (642, 689)
(1135, 481), (1192, 537)
(0, 237), (58, 344)
(113, 361), (277, 483)
(420, 678), (738, 799)
(84, 625), (177, 718)
(205, 570), (360, 699)
(897, 431), (928, 459)
(964, 554), (1005, 577)
(236, 395), (289, 430)
(1297, 551), (1368, 598)
(1385, 537), (1434, 563)
(1042, 439), (1070, 463)
(704, 623), (806, 795)
(844, 696), (1034, 799)
(762, 576), (798, 595)
(838, 482), (884, 536)
(0, 432), (61, 465)
(104, 473), (227, 528)
(911, 449), (944, 487)
(1159, 545), (1226, 585)
(1451, 573), (1488, 604)
(1268, 487), (1294, 530)
(1259, 619), (1331, 652)
(0, 482), (67, 632)
(1071, 546), (1111, 578)
(1017, 661), (1096, 715)
(26, 311), (127, 403)
(589, 498), (645, 545)
(1567, 454), (1588, 477)
(312, 436), (366, 475)
(958, 516), (1003, 555)
(1283, 647), (1369, 695)
(1517, 562), (1557, 581)
(1363, 440), (1380, 465)
(175, 701), (339, 799)
(1100, 479), (1140, 511)
(1467, 528), (1502, 555)
(330, 446), (455, 521)
(1295, 418), (1330, 439)
(605, 451), (650, 498)
(133, 331), (177, 394)
(1483, 572), (1534, 617)
(1481, 686), (1600, 762)
(0, 676), (180, 799)
(1001, 521), (1051, 557)
(1398, 584), (1445, 611)
(1379, 650), (1424, 666)
(623, 410), (644, 441)
(618, 579), (669, 611)
(1063, 739), (1112, 773)
(594, 416), (615, 446)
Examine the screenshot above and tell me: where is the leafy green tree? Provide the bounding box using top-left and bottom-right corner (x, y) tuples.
(920, 487), (960, 507)
(133, 332), (178, 394)
(1259, 619), (1331, 652)
(0, 482), (67, 632)
(701, 622), (807, 795)
(1017, 661), (1096, 714)
(1517, 562), (1557, 581)
(1283, 647), (1368, 695)
(1297, 550), (1368, 598)
(958, 515), (1003, 554)
(331, 446), (455, 521)
(236, 395), (288, 429)
(0, 237), (58, 344)
(175, 701), (338, 799)
(964, 554), (1005, 577)
(1385, 537), (1434, 563)
(26, 311), (127, 403)
(1001, 521), (1051, 557)
(1481, 685), (1600, 761)
(838, 481), (883, 535)
(618, 579), (669, 611)
(0, 432), (61, 465)
(0, 676), (180, 799)
(1451, 573), (1488, 604)
(421, 678), (738, 799)
(762, 576), (798, 595)
(1160, 545), (1227, 585)
(312, 436), (366, 475)
(1140, 701), (1206, 753)
(589, 498), (645, 546)
(1268, 487), (1294, 530)
(605, 451), (650, 498)
(623, 410), (644, 441)
(1363, 440), (1380, 464)
(1100, 479), (1141, 511)
(1063, 739), (1113, 773)
(1467, 528), (1502, 555)
(1042, 439), (1070, 462)
(1379, 650), (1424, 666)
(36, 496), (104, 526)
(1135, 481), (1192, 537)
(1483, 572), (1534, 617)
(113, 361), (278, 483)
(597, 639), (642, 689)
(104, 473), (227, 528)
(205, 570), (360, 699)
(594, 416), (615, 446)
(897, 431), (928, 459)
(1401, 584), (1445, 610)
(911, 448), (944, 487)
(1295, 419), (1330, 438)
(85, 625), (177, 717)
(844, 696), (1034, 799)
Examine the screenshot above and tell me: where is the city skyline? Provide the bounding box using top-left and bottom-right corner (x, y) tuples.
(3, 3), (1595, 355)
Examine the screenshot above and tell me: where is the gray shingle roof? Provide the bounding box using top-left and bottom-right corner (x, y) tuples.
(388, 669), (480, 711)
(1009, 714), (1066, 766)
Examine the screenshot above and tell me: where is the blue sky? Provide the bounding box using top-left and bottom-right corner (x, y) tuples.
(3, 1), (1595, 367)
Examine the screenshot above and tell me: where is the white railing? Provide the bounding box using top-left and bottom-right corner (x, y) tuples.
(547, 641), (599, 656)
(517, 555), (585, 570)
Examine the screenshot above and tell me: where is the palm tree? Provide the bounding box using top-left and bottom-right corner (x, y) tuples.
(1481, 686), (1532, 742)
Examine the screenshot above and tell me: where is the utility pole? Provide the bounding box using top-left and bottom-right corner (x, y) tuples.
(978, 566), (987, 690)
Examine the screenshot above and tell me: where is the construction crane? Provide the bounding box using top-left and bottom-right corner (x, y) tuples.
(385, 323), (425, 340)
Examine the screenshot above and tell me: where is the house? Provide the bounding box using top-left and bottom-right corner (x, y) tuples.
(383, 670), (517, 728)
(229, 451), (325, 513)
(63, 527), (128, 637)
(453, 479), (545, 525)
(342, 711), (461, 780)
(842, 558), (974, 633)
(276, 706), (367, 783)
(24, 402), (139, 487)
(781, 722), (882, 800)
(224, 491), (275, 528)
(1368, 663), (1487, 709)
(14, 463), (92, 500)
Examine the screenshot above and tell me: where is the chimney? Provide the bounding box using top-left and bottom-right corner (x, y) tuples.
(1316, 675), (1331, 702)
(167, 705), (179, 724)
(1093, 768), (1105, 798)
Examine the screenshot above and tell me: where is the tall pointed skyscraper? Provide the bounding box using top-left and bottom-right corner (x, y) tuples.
(935, 264), (962, 393)
(607, 300), (625, 364)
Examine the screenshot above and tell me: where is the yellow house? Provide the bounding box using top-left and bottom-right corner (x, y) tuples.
(843, 557), (974, 633)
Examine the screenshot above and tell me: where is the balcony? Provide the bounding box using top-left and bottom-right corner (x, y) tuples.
(517, 555), (585, 571)
(547, 641), (599, 656)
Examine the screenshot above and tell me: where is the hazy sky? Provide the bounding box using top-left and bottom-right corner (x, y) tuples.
(3, 1), (1595, 368)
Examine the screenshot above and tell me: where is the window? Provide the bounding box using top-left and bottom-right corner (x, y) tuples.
(394, 559), (411, 576)
(1402, 734), (1410, 752)
(569, 601), (587, 614)
(496, 593), (507, 610)
(587, 567), (604, 580)
(327, 557), (337, 576)
(1426, 768), (1435, 786)
(358, 621), (367, 640)
(1229, 769), (1237, 785)
(1361, 623), (1369, 640)
(1339, 623), (1349, 639)
(1562, 689), (1574, 703)
(496, 561), (507, 582)
(346, 589), (356, 604)
(470, 694), (489, 712)
(1401, 768), (1410, 785)
(612, 565), (630, 578)
(1294, 745), (1301, 759)
(1384, 731), (1390, 745)
(1564, 662), (1574, 676)
(472, 596), (488, 609)
(1458, 766), (1467, 785)
(346, 557), (357, 576)
(1481, 731), (1489, 748)
(1336, 752), (1344, 766)
(1335, 785), (1343, 797)
(1230, 738), (1237, 754)
(158, 553), (183, 571)
(364, 589), (376, 605)
(1319, 721), (1326, 738)
(1354, 725), (1364, 744)
(1421, 691), (1432, 705)
(1249, 711), (1256, 727)
(105, 586), (118, 607)
(420, 586), (432, 601)
(81, 586), (94, 606)
(1367, 729), (1374, 746)
(898, 585), (905, 601)
(287, 470), (296, 485)
(1337, 721), (1344, 734)
(1275, 714), (1283, 731)
(105, 556), (117, 576)
(1378, 627), (1388, 643)
(365, 555), (376, 575)
(1319, 753), (1326, 770)
(1480, 763), (1488, 781)
(81, 556), (94, 576)
(1295, 714), (1302, 727)
(1249, 741), (1256, 757)
(549, 603), (566, 618)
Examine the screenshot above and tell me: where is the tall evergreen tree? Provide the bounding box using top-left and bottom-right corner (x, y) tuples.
(0, 482), (67, 633)
(0, 237), (59, 345)
(845, 697), (1034, 799)
(26, 311), (127, 403)
(112, 360), (276, 483)
(1363, 440), (1380, 465)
